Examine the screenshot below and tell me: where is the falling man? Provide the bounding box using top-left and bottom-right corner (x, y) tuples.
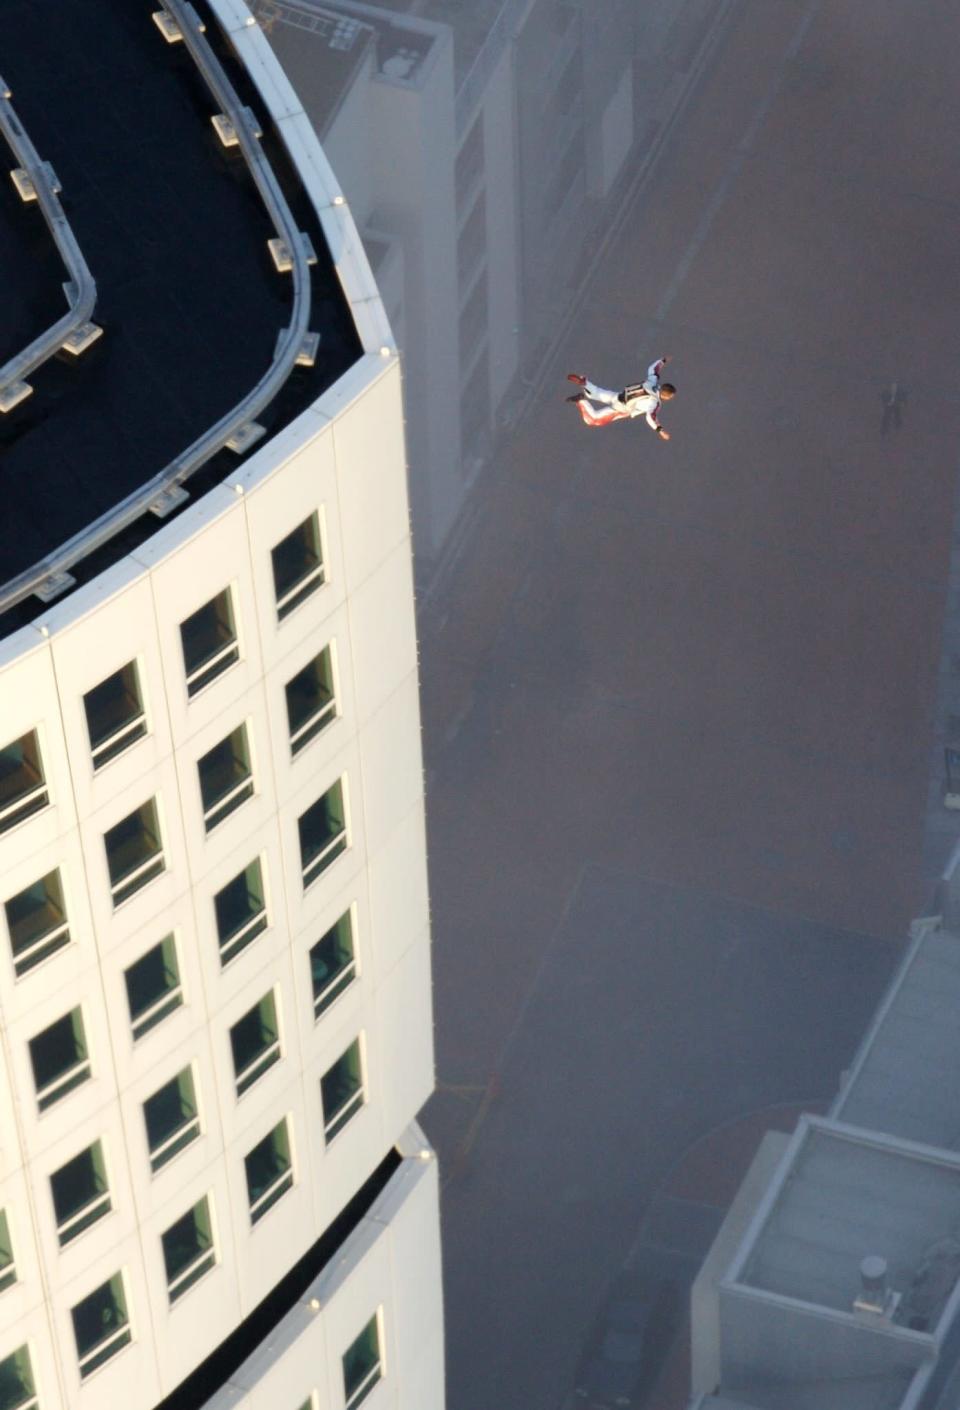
(566, 356), (676, 439)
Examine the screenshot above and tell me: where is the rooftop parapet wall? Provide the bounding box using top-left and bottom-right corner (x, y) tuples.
(0, 0), (396, 637)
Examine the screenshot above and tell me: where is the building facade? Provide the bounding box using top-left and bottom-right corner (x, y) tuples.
(0, 3), (442, 1410)
(689, 855), (960, 1410)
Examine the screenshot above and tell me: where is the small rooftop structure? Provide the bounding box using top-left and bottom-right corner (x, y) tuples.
(711, 1117), (960, 1410)
(734, 1120), (960, 1327)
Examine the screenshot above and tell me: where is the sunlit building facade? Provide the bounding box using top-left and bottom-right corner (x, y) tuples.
(0, 3), (441, 1409)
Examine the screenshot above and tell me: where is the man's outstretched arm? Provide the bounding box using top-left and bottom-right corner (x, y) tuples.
(645, 408), (671, 440)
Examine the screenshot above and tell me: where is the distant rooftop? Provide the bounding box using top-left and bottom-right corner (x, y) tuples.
(833, 923), (960, 1150)
(328, 0), (508, 87)
(253, 1), (376, 133)
(735, 1120), (960, 1331)
(0, 0), (361, 634)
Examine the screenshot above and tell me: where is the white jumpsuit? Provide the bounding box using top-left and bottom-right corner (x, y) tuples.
(576, 359), (667, 430)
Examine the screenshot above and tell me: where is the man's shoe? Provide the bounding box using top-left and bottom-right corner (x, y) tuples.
(566, 393), (584, 404)
(566, 373), (586, 385)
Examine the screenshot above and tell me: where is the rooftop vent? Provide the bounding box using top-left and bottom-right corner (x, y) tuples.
(852, 1255), (901, 1322)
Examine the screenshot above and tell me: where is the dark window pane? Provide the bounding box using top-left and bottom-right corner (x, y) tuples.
(0, 1212), (14, 1293)
(72, 1274), (130, 1378)
(29, 1009), (89, 1109)
(180, 590), (238, 696)
(286, 649), (336, 754)
(343, 1315), (382, 1410)
(230, 992), (280, 1096)
(0, 1346), (36, 1410)
(272, 514), (324, 619)
(5, 868), (69, 976)
(215, 859), (267, 964)
(162, 1197), (214, 1302)
(51, 1141), (110, 1245)
(0, 731), (47, 832)
(321, 1038), (364, 1142)
(125, 936), (182, 1039)
(84, 663), (146, 766)
(311, 911), (356, 1018)
(104, 799), (164, 905)
(245, 1120), (292, 1223)
(298, 780), (347, 887)
(198, 725), (253, 830)
(144, 1068), (199, 1171)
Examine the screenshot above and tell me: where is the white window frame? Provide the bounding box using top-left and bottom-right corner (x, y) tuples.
(217, 860), (269, 967)
(233, 992), (282, 1098)
(303, 827), (348, 890)
(130, 981), (183, 1041)
(220, 909), (266, 965)
(290, 693), (337, 756)
(0, 778), (48, 830)
(146, 1066), (202, 1174)
(76, 1319), (131, 1379)
(13, 919), (70, 974)
(149, 1109), (200, 1174)
(273, 509), (327, 622)
(185, 635), (238, 696)
(164, 1199), (217, 1304)
(167, 1243), (216, 1302)
(311, 906), (358, 1022)
(286, 640), (339, 761)
(37, 1057), (92, 1108)
(204, 775), (254, 831)
(91, 710), (147, 769)
(105, 797), (166, 909)
(5, 867), (72, 980)
(0, 727), (49, 832)
(343, 1309), (385, 1410)
(74, 1273), (132, 1380)
(322, 1036), (366, 1144)
(300, 778), (350, 892)
(33, 1010), (91, 1111)
(181, 587), (241, 699)
(248, 1163), (293, 1224)
(235, 1038), (281, 1097)
(52, 1140), (112, 1246)
(0, 1212), (16, 1293)
(345, 1361), (382, 1410)
(56, 1188), (112, 1245)
(0, 1347), (37, 1410)
(324, 1082), (365, 1140)
(313, 953), (357, 1020)
(246, 1118), (295, 1225)
(109, 848), (165, 907)
(85, 660), (148, 770)
(276, 560), (325, 619)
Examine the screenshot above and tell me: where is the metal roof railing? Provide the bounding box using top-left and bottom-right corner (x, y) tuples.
(0, 0), (316, 614)
(0, 78), (99, 411)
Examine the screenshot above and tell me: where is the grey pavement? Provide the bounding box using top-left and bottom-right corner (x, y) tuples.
(416, 0), (960, 1407)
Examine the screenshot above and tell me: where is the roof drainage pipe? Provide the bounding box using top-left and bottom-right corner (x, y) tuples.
(0, 0), (314, 613)
(0, 79), (99, 410)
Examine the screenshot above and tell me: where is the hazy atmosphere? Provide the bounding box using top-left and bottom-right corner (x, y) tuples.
(358, 0), (960, 1405)
(2, 0), (958, 1408)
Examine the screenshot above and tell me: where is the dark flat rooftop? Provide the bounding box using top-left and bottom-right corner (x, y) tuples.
(0, 0), (361, 629)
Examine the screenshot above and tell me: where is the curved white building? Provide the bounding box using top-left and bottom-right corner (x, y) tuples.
(0, 4), (442, 1410)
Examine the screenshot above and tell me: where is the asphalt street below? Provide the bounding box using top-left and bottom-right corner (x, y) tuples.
(417, 0), (960, 1406)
